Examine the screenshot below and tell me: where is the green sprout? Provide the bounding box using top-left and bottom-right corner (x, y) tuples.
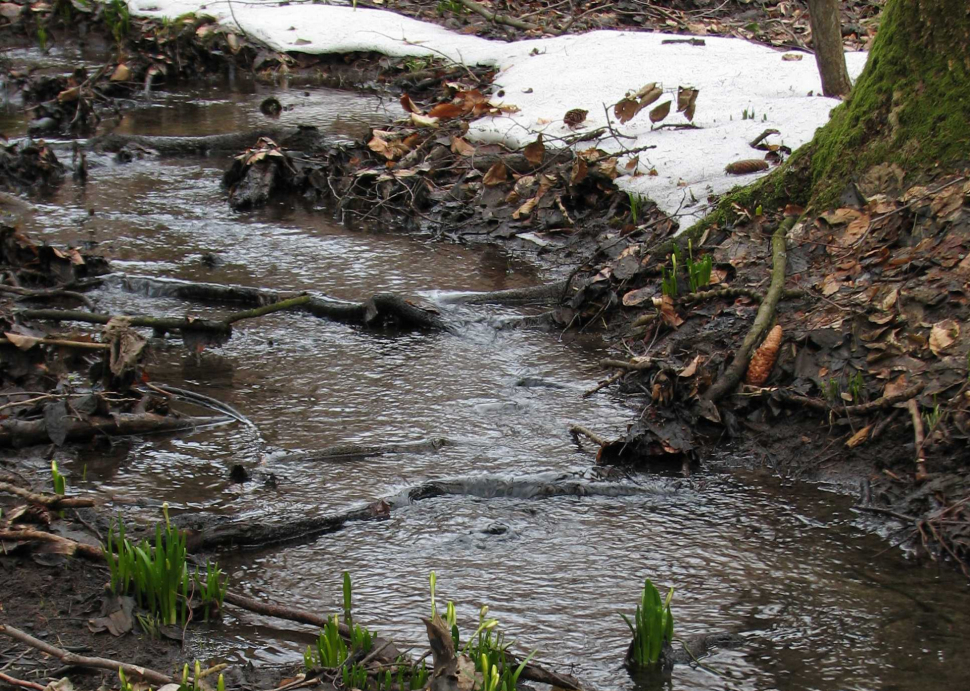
(628, 191), (643, 224)
(621, 578), (674, 669)
(685, 239), (712, 292)
(51, 461), (66, 496)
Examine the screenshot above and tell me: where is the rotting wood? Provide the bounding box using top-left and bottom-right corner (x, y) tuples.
(0, 624), (173, 685)
(703, 217), (792, 403)
(0, 529), (103, 560)
(0, 412), (233, 448)
(17, 308), (232, 336)
(90, 128), (318, 156)
(0, 482), (96, 508)
(435, 279), (571, 305)
(276, 437), (450, 462)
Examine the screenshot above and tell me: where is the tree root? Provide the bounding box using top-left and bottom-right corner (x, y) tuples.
(777, 383), (925, 415)
(703, 218), (792, 403)
(0, 624), (174, 685)
(0, 412), (233, 448)
(0, 529), (103, 560)
(104, 274), (454, 332)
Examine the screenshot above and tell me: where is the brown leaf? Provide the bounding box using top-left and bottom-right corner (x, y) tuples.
(658, 295), (683, 327)
(676, 87), (698, 120)
(622, 286), (655, 306)
(570, 157), (588, 185)
(482, 161), (508, 186)
(841, 214), (870, 245)
(410, 112), (439, 128)
(649, 100), (671, 123)
(678, 354), (702, 378)
(745, 324), (783, 386)
(513, 197), (538, 220)
(4, 332), (41, 350)
(427, 102), (464, 120)
(929, 319), (959, 356)
(57, 87), (80, 103)
(845, 425), (871, 448)
(821, 207), (863, 225)
(725, 159), (769, 175)
(523, 134), (545, 166)
(109, 63), (131, 82)
(883, 374), (909, 398)
(450, 136), (475, 156)
(614, 98), (640, 124)
(399, 93), (422, 114)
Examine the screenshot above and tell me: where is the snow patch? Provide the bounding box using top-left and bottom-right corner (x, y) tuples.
(128, 1), (868, 222)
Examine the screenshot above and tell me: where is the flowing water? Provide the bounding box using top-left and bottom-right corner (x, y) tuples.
(9, 77), (970, 691)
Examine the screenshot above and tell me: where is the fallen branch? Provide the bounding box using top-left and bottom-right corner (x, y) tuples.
(0, 336), (109, 350)
(0, 624), (173, 685)
(277, 437), (449, 462)
(0, 482), (96, 508)
(679, 286), (805, 305)
(582, 370), (625, 397)
(569, 424), (608, 447)
(0, 412), (233, 448)
(703, 218), (791, 403)
(17, 308), (231, 336)
(436, 280), (570, 306)
(778, 382), (925, 414)
(600, 358), (653, 371)
(0, 529), (103, 560)
(454, 0), (540, 32)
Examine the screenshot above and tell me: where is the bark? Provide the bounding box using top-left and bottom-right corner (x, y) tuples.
(808, 0), (970, 207)
(808, 0), (852, 97)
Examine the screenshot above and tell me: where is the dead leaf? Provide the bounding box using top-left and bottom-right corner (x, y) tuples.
(842, 213), (870, 245)
(4, 332), (41, 350)
(427, 102), (464, 120)
(845, 425), (871, 448)
(929, 319), (959, 356)
(523, 134), (544, 166)
(109, 64), (131, 82)
(614, 98), (641, 124)
(782, 53), (803, 61)
(482, 161), (508, 186)
(883, 374), (908, 398)
(399, 94), (422, 114)
(450, 137), (475, 156)
(649, 100), (671, 123)
(57, 87), (80, 103)
(622, 286), (655, 306)
(410, 112), (439, 128)
(676, 87), (698, 121)
(658, 295), (683, 327)
(678, 354), (701, 378)
(821, 207), (863, 225)
(570, 157), (588, 185)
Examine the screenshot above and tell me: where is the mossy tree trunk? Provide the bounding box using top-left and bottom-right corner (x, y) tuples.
(699, 0), (969, 228)
(808, 0), (970, 207)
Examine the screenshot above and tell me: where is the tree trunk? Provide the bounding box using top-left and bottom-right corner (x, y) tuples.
(808, 0), (852, 97)
(807, 0), (970, 207)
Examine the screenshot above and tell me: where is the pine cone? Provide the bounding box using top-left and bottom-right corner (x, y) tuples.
(745, 324), (783, 386)
(725, 159), (769, 175)
(563, 108), (588, 128)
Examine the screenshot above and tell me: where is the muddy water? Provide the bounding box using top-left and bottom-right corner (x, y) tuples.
(19, 86), (970, 691)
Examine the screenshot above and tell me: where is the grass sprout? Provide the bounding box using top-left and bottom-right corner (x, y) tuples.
(621, 578), (674, 669)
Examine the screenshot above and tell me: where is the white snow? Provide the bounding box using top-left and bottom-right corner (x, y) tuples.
(127, 1), (868, 223)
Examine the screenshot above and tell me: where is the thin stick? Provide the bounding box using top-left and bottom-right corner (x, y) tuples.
(0, 624), (173, 685)
(907, 399), (927, 481)
(0, 671), (45, 690)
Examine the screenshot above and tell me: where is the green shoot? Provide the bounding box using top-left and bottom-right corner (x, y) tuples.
(686, 239), (712, 292)
(51, 461), (66, 496)
(621, 578), (674, 669)
(429, 570), (438, 619)
(104, 0), (130, 47)
(628, 192), (642, 224)
(343, 570), (353, 630)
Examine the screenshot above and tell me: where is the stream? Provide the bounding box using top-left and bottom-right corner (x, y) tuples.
(7, 68), (970, 691)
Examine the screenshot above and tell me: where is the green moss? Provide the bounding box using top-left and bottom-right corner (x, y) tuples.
(695, 0), (969, 230)
(810, 0), (970, 208)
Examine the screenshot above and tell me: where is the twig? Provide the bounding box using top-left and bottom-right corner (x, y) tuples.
(569, 424), (608, 447)
(0, 337), (109, 350)
(0, 624), (173, 685)
(0, 482), (96, 508)
(455, 0), (540, 31)
(777, 383), (924, 415)
(907, 399), (927, 481)
(0, 530), (103, 560)
(582, 370), (625, 397)
(0, 671), (45, 690)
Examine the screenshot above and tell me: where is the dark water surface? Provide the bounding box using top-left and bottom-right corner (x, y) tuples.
(14, 80), (970, 691)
